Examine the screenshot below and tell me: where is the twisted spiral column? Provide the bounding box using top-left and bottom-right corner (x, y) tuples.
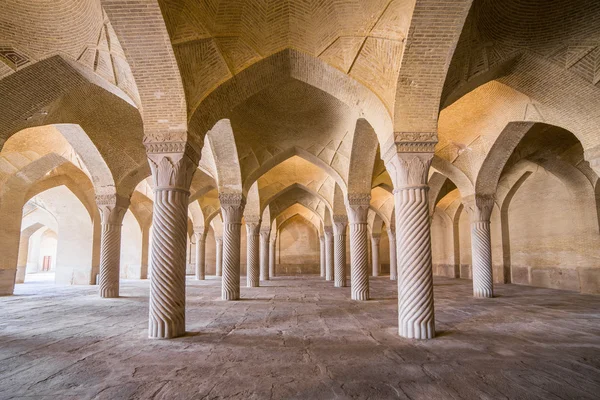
(269, 236), (277, 278)
(333, 218), (347, 288)
(347, 194), (370, 301)
(467, 195), (495, 298)
(388, 151), (436, 340)
(146, 144), (198, 339)
(97, 195), (128, 299)
(194, 229), (206, 280)
(324, 229), (334, 281)
(215, 237), (223, 276)
(371, 234), (381, 277)
(99, 224), (122, 298)
(246, 221), (260, 288)
(319, 235), (325, 278)
(260, 229), (270, 281)
(388, 229), (397, 281)
(220, 194), (245, 300)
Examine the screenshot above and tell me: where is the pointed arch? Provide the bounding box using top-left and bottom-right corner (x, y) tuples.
(347, 118), (379, 195)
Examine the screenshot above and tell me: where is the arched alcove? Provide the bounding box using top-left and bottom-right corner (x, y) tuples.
(120, 210), (143, 279)
(277, 214), (320, 275)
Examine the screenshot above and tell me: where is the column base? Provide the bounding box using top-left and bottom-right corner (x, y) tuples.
(474, 289), (493, 298)
(247, 281), (259, 288)
(351, 292), (368, 301)
(222, 292), (240, 301)
(100, 288), (119, 298)
(195, 275), (205, 281)
(149, 321), (185, 339)
(399, 321), (435, 340)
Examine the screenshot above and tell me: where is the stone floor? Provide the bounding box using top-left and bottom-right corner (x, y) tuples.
(1, 275), (600, 400)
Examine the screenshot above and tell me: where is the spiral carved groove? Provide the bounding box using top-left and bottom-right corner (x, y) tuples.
(260, 233), (270, 281)
(471, 221), (494, 298)
(99, 224), (121, 298)
(195, 234), (206, 280)
(222, 223), (241, 300)
(149, 189), (188, 339)
(246, 230), (260, 287)
(215, 238), (223, 276)
(350, 223), (369, 300)
(396, 187), (435, 339)
(319, 237), (325, 278)
(325, 233), (334, 281)
(389, 232), (397, 281)
(334, 233), (347, 287)
(269, 239), (276, 278)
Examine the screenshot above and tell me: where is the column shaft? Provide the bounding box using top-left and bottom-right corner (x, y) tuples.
(467, 195), (495, 298)
(324, 230), (334, 281)
(333, 218), (347, 288)
(319, 236), (325, 278)
(260, 230), (270, 281)
(215, 237), (223, 276)
(246, 222), (260, 288)
(387, 150), (436, 340)
(389, 230), (397, 281)
(371, 235), (381, 277)
(194, 231), (206, 280)
(220, 194), (245, 300)
(146, 144), (198, 339)
(347, 194), (370, 301)
(269, 237), (277, 278)
(99, 224), (122, 297)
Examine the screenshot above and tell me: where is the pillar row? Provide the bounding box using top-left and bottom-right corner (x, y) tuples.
(386, 147), (435, 340)
(97, 195), (129, 299)
(333, 216), (348, 288)
(220, 194), (245, 300)
(371, 234), (381, 277)
(269, 234), (277, 278)
(260, 228), (270, 281)
(388, 228), (397, 281)
(347, 194), (370, 301)
(324, 227), (334, 281)
(194, 227), (207, 280)
(465, 195), (495, 298)
(245, 218), (261, 288)
(146, 142), (198, 339)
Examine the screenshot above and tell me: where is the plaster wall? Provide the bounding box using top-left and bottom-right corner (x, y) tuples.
(120, 210), (142, 279)
(277, 216), (320, 275)
(508, 171), (600, 293)
(432, 211), (455, 277)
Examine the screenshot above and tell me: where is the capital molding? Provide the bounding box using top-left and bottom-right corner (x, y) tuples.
(387, 152), (434, 189)
(145, 141), (199, 191)
(346, 193), (370, 224)
(219, 193), (246, 224)
(333, 215), (348, 235)
(96, 194), (130, 225)
(463, 194), (495, 222)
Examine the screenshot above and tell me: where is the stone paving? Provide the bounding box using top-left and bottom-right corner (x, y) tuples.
(1, 275), (599, 399)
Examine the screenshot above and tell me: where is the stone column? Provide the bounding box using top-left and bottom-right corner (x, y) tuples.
(97, 195), (129, 298)
(319, 235), (325, 278)
(215, 236), (223, 276)
(324, 227), (334, 281)
(146, 142), (198, 339)
(220, 194), (245, 300)
(371, 234), (381, 277)
(269, 234), (277, 278)
(245, 218), (261, 287)
(386, 143), (435, 340)
(465, 195), (495, 298)
(260, 228), (270, 281)
(140, 224), (150, 279)
(388, 227), (397, 281)
(194, 227), (207, 280)
(347, 194), (371, 300)
(333, 216), (348, 287)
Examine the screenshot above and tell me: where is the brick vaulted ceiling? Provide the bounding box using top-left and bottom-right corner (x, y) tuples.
(160, 0), (414, 115)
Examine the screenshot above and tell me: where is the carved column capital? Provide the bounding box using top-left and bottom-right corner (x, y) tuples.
(96, 194), (130, 225)
(333, 215), (348, 235)
(193, 225), (206, 235)
(259, 228), (271, 240)
(383, 132), (437, 160)
(219, 193), (245, 224)
(371, 233), (381, 244)
(463, 194), (495, 222)
(215, 236), (223, 244)
(346, 193), (371, 224)
(145, 141), (199, 192)
(385, 151), (434, 189)
(245, 219), (261, 236)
